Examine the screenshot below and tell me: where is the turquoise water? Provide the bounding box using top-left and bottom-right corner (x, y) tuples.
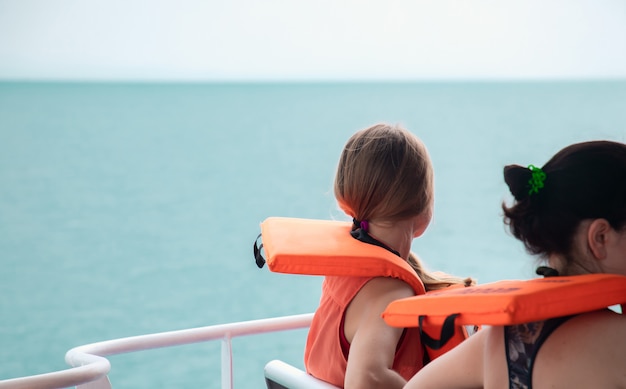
(1, 81), (625, 388)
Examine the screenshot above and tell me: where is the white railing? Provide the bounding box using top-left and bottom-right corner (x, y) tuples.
(0, 313), (314, 389)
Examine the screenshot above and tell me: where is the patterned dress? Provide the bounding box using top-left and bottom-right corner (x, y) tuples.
(504, 316), (573, 389)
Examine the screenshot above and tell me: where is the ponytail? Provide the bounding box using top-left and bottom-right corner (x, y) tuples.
(407, 252), (475, 291)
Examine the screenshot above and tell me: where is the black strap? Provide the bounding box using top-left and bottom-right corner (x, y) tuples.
(536, 266), (559, 277)
(419, 313), (460, 350)
(350, 228), (402, 258)
(253, 233), (266, 268)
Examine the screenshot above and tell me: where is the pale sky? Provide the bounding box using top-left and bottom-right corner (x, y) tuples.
(1, 0), (626, 81)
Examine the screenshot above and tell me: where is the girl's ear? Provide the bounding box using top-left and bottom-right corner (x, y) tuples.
(412, 209), (432, 238)
(587, 219), (611, 260)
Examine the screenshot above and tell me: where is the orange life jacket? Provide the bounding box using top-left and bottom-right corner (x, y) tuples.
(254, 216), (469, 360)
(383, 273), (626, 348)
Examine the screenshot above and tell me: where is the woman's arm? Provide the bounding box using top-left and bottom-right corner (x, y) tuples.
(344, 277), (414, 389)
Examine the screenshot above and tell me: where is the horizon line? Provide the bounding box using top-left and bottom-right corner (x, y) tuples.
(2, 76), (626, 85)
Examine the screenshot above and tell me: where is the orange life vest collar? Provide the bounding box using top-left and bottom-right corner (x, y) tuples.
(254, 216), (469, 359)
(383, 273), (626, 329)
(254, 217), (427, 295)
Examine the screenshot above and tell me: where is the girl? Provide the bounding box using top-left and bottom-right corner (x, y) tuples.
(304, 123), (472, 389)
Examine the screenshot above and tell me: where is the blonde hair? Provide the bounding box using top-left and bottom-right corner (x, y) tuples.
(335, 124), (474, 291)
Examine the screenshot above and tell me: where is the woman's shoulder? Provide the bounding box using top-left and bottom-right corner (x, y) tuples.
(564, 308), (626, 334)
(532, 309), (626, 388)
(544, 309), (626, 350)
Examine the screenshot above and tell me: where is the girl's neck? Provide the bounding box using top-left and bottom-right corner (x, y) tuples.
(367, 220), (416, 260)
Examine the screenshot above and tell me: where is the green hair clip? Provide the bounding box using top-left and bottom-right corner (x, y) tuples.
(528, 164), (546, 195)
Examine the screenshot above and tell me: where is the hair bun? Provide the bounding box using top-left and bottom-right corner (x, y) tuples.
(504, 164), (532, 201)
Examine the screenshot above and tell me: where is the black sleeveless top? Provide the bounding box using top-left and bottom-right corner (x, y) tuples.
(504, 316), (573, 389)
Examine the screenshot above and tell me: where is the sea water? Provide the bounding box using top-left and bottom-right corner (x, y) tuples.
(1, 81), (625, 388)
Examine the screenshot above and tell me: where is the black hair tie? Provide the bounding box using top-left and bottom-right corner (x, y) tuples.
(352, 218), (369, 231)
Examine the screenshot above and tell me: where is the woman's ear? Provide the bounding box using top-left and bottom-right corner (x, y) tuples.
(587, 219), (611, 260)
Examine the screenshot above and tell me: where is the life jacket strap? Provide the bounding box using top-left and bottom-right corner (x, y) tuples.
(254, 233), (266, 268)
(419, 313), (460, 350)
(536, 266), (559, 277)
(350, 228), (402, 258)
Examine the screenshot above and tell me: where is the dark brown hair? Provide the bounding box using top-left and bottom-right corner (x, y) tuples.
(503, 140), (626, 262)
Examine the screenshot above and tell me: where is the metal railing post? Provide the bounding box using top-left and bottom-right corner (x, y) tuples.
(221, 334), (233, 389)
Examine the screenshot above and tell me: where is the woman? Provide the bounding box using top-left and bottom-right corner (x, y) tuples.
(404, 140), (626, 389)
